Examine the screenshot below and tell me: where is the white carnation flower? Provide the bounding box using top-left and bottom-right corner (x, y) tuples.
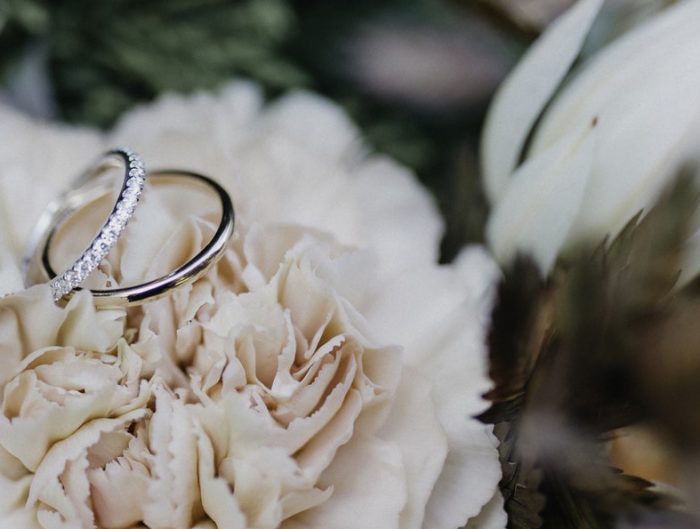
(0, 82), (503, 529)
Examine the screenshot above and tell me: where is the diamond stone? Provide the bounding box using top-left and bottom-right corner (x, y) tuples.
(100, 232), (116, 248)
(71, 264), (84, 282)
(126, 176), (143, 188)
(104, 224), (120, 241)
(123, 186), (140, 201)
(100, 229), (117, 246)
(108, 215), (123, 231)
(115, 209), (130, 223)
(117, 198), (137, 216)
(94, 239), (111, 255)
(55, 278), (69, 295)
(51, 148), (144, 303)
(79, 257), (95, 274)
(64, 270), (79, 287)
(88, 253), (99, 265)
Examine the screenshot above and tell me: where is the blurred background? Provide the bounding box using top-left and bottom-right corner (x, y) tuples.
(0, 0), (673, 259)
(0, 0), (635, 260)
(0, 0), (691, 524)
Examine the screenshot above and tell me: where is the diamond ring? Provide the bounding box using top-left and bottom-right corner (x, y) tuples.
(26, 169), (234, 308)
(23, 148), (146, 301)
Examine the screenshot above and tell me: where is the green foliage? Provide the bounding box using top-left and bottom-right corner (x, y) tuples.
(0, 0), (514, 256)
(1, 0), (306, 126)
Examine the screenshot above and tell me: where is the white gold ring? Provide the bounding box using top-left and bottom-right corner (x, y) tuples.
(27, 169), (234, 308)
(23, 148), (146, 301)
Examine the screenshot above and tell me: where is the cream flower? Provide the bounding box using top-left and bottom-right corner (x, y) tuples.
(0, 289), (126, 526)
(483, 0), (700, 279)
(0, 341), (149, 472)
(0, 83), (502, 528)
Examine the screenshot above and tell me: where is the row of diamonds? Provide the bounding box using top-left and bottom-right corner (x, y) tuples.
(51, 149), (146, 301)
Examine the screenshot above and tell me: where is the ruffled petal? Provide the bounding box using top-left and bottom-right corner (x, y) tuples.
(363, 247), (502, 528)
(28, 409), (149, 526)
(109, 83), (442, 272)
(377, 368), (448, 529)
(0, 288), (124, 391)
(143, 387), (200, 529)
(0, 80), (500, 529)
(285, 434), (406, 529)
(464, 491), (507, 529)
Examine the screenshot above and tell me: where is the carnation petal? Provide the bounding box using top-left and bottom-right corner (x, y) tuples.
(423, 424), (500, 529)
(293, 388), (363, 481)
(0, 505), (42, 529)
(0, 341), (148, 472)
(464, 490), (507, 529)
(194, 419), (248, 529)
(0, 473), (33, 518)
(352, 157), (443, 273)
(143, 387), (200, 529)
(367, 248), (502, 528)
(285, 434), (406, 529)
(256, 92), (361, 163)
(416, 311), (501, 529)
(28, 410), (148, 521)
(0, 213), (22, 297)
(0, 104), (102, 257)
(0, 288), (124, 390)
(89, 453), (150, 529)
(0, 81), (502, 529)
(377, 368), (448, 529)
(110, 82), (442, 270)
(109, 83), (263, 176)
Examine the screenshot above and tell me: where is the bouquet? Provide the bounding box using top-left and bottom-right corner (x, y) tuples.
(1, 1), (700, 528)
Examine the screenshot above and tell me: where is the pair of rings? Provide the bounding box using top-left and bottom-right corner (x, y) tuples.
(23, 148), (235, 308)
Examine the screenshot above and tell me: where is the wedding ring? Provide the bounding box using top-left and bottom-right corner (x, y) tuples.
(23, 148), (146, 301)
(29, 170), (234, 308)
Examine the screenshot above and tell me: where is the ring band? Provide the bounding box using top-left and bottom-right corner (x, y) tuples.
(31, 170), (234, 308)
(23, 148), (146, 301)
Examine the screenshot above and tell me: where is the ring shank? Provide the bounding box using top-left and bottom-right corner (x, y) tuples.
(36, 170), (235, 308)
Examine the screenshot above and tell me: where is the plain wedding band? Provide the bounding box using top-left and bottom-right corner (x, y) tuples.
(27, 169), (235, 308)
